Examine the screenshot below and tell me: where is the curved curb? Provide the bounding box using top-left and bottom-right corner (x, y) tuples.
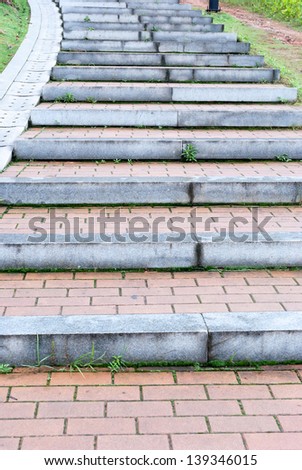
(0, 0), (62, 171)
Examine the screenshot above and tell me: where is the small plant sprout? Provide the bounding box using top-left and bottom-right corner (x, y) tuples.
(181, 143), (198, 162)
(151, 25), (159, 32)
(86, 96), (97, 104)
(278, 97), (290, 104)
(275, 154), (292, 162)
(84, 16), (91, 22)
(0, 364), (13, 374)
(68, 344), (105, 376)
(108, 355), (127, 373)
(56, 93), (76, 103)
(114, 159), (122, 164)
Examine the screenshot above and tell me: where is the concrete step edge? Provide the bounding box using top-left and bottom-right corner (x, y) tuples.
(13, 135), (302, 160)
(30, 105), (302, 128)
(1, 176), (302, 205)
(2, 311), (302, 365)
(0, 231), (301, 269)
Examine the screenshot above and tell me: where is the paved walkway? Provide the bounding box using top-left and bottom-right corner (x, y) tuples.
(0, 0), (61, 170)
(1, 368), (302, 450)
(0, 270), (301, 317)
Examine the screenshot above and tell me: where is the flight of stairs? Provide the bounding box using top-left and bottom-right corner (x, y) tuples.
(2, 0), (300, 269)
(1, 0), (302, 366)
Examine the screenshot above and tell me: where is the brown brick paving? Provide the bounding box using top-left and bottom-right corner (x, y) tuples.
(0, 368), (302, 450)
(1, 161), (302, 179)
(0, 269), (302, 317)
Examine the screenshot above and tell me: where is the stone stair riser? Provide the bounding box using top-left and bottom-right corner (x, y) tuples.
(62, 14), (213, 24)
(51, 66), (279, 83)
(57, 51), (263, 67)
(30, 108), (302, 128)
(63, 22), (222, 32)
(41, 84), (297, 102)
(61, 39), (250, 53)
(1, 178), (302, 205)
(14, 138), (302, 160)
(0, 236), (301, 269)
(62, 7), (203, 17)
(63, 30), (235, 41)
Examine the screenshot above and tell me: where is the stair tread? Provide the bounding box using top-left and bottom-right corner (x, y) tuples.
(0, 205), (301, 236)
(0, 269), (299, 317)
(2, 161), (302, 179)
(18, 127), (302, 139)
(43, 82), (288, 89)
(35, 103), (301, 111)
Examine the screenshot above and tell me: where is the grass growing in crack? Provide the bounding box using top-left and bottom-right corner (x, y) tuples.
(0, 0), (30, 73)
(55, 93), (76, 103)
(108, 355), (127, 374)
(0, 364), (13, 374)
(67, 345), (105, 376)
(181, 144), (198, 162)
(86, 96), (97, 104)
(84, 16), (91, 22)
(275, 154), (293, 162)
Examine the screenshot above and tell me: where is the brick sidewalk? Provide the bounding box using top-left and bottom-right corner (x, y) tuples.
(0, 270), (302, 317)
(0, 368), (302, 450)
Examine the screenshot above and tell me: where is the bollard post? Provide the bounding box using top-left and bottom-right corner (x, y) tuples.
(207, 0), (221, 12)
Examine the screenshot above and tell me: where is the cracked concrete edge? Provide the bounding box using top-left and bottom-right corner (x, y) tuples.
(0, 0), (62, 171)
(1, 312), (302, 365)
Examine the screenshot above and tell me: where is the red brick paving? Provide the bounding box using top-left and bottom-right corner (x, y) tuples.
(0, 269), (302, 317)
(0, 368), (301, 450)
(1, 161), (302, 179)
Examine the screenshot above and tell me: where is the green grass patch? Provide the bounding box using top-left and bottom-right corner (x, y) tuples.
(212, 12), (302, 100)
(222, 0), (302, 29)
(0, 0), (30, 73)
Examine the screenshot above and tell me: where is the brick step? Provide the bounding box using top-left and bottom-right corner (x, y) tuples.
(30, 104), (302, 128)
(0, 205), (301, 269)
(1, 161), (302, 205)
(51, 66), (278, 83)
(60, 39), (250, 54)
(13, 128), (302, 161)
(63, 21), (222, 32)
(62, 13), (213, 24)
(0, 268), (299, 317)
(63, 30), (235, 41)
(42, 82), (295, 103)
(57, 51), (261, 67)
(1, 269), (302, 364)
